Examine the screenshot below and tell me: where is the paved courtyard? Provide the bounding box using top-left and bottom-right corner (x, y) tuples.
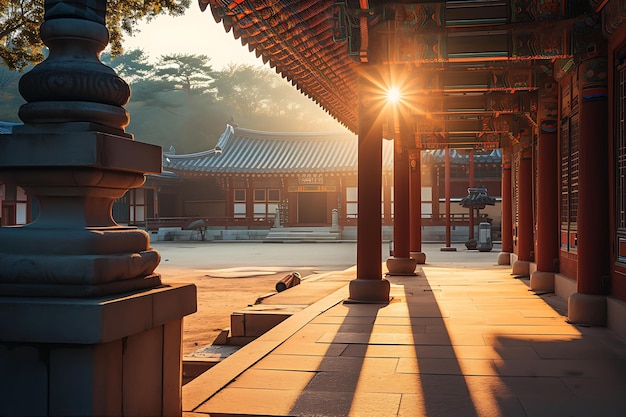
(172, 242), (626, 417)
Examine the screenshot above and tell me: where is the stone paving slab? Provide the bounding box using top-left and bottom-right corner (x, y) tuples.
(183, 256), (626, 417)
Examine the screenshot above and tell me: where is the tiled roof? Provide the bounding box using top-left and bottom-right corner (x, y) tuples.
(422, 149), (503, 166)
(162, 125), (501, 176)
(163, 125), (392, 175)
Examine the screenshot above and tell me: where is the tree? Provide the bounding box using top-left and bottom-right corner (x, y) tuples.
(213, 64), (276, 115)
(101, 48), (153, 84)
(213, 63), (346, 132)
(0, 0), (190, 71)
(155, 54), (216, 96)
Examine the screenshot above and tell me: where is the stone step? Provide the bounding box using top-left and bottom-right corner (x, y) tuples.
(264, 228), (340, 241)
(229, 304), (308, 339)
(182, 343), (240, 384)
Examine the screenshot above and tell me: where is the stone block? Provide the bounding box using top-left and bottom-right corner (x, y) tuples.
(230, 312), (245, 337)
(0, 345), (48, 417)
(49, 342), (122, 417)
(163, 320), (183, 416)
(243, 312), (292, 337)
(0, 285), (194, 417)
(123, 326), (163, 417)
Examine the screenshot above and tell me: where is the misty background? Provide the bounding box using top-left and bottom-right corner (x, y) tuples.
(0, 50), (347, 154)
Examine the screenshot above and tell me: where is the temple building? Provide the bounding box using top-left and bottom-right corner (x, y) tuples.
(117, 124), (502, 241)
(189, 0), (626, 329)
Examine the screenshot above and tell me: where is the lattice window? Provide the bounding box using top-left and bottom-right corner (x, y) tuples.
(253, 189), (280, 219)
(569, 112), (579, 223)
(129, 189), (146, 223)
(513, 155), (520, 227)
(233, 189), (246, 218)
(560, 117), (569, 225)
(346, 187), (358, 218)
(617, 62), (626, 229)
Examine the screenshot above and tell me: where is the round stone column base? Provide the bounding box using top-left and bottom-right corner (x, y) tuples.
(385, 257), (418, 276)
(568, 292), (607, 326)
(497, 252), (511, 265)
(346, 278), (390, 303)
(410, 251), (427, 265)
(530, 271), (555, 292)
(511, 260), (530, 276)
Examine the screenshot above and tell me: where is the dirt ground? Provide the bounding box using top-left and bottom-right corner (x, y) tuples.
(157, 266), (317, 356)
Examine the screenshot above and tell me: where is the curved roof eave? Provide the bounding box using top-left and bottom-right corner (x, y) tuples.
(206, 0), (360, 133)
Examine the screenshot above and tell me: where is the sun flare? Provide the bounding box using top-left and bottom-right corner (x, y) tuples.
(386, 87), (401, 103)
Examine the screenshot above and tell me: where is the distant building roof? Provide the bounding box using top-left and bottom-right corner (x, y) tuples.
(162, 125), (501, 176)
(0, 121), (22, 134)
(163, 125), (392, 176)
(146, 170), (181, 181)
(422, 149), (502, 165)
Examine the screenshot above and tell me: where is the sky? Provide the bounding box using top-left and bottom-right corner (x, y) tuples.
(122, 6), (264, 69)
(121, 6), (347, 133)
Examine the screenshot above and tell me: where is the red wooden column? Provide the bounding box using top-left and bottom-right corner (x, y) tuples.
(569, 63), (609, 325)
(468, 150), (475, 241)
(431, 166), (440, 220)
(512, 148), (533, 275)
(382, 174), (392, 227)
(386, 115), (417, 275)
(441, 148), (456, 251)
(410, 151), (426, 264)
(246, 181), (254, 221)
(530, 92), (559, 291)
(497, 151), (513, 265)
(348, 69), (390, 302)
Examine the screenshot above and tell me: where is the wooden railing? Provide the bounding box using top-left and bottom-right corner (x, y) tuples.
(142, 216), (274, 231)
(421, 213), (493, 225)
(141, 213), (493, 231)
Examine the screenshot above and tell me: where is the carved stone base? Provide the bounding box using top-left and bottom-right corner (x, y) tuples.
(530, 271), (555, 292)
(497, 252), (511, 265)
(410, 251), (426, 264)
(0, 132), (162, 297)
(385, 256), (417, 276)
(0, 227), (160, 296)
(511, 260), (530, 276)
(346, 278), (390, 303)
(568, 292), (607, 326)
(0, 284), (196, 417)
(0, 274), (161, 297)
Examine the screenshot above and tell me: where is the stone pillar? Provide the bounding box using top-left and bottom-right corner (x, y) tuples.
(531, 88), (560, 291)
(498, 151), (513, 265)
(386, 114), (417, 275)
(274, 208), (281, 227)
(330, 208), (340, 232)
(512, 148), (533, 275)
(349, 67), (390, 302)
(0, 2), (196, 416)
(410, 151), (426, 264)
(568, 59), (609, 326)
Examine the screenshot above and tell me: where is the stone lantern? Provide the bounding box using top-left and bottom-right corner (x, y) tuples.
(459, 187), (496, 250)
(0, 2), (196, 416)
